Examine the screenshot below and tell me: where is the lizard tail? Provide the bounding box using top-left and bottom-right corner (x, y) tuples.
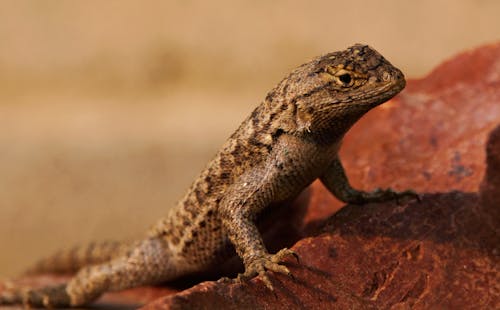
(24, 241), (130, 275)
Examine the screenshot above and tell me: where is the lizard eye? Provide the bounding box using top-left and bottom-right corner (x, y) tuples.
(337, 73), (352, 86)
(323, 67), (357, 87)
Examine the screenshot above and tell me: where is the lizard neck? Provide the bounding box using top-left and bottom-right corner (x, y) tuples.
(306, 102), (378, 145)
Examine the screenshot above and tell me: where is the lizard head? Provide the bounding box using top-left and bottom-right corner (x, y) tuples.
(271, 44), (406, 138)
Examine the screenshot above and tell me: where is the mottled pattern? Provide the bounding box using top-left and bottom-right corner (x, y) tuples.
(0, 44), (417, 307)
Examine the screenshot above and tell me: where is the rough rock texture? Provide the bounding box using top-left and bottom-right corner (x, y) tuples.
(1, 43), (499, 309)
(144, 138), (500, 309)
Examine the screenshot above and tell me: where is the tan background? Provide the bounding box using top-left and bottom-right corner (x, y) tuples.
(0, 1), (499, 277)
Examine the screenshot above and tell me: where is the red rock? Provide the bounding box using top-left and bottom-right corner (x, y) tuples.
(144, 136), (500, 309)
(146, 191), (499, 309)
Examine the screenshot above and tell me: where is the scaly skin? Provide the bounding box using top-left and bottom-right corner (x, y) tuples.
(0, 44), (417, 307)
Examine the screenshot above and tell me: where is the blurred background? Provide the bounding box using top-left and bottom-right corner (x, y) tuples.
(0, 1), (499, 276)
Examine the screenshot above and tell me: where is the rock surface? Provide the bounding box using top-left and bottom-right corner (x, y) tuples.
(1, 43), (499, 309)
(144, 131), (500, 309)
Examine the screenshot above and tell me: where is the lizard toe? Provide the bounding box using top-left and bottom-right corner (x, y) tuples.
(217, 276), (233, 284)
(259, 273), (275, 291)
(239, 251), (295, 290)
(250, 259), (280, 290)
(271, 248), (299, 263)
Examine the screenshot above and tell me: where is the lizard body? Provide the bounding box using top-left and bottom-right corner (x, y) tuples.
(0, 44), (416, 307)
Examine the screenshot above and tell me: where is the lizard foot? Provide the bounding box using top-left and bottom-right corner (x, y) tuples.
(238, 248), (297, 290)
(356, 188), (420, 205)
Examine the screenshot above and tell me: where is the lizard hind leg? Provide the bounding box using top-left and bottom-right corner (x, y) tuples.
(1, 237), (174, 308)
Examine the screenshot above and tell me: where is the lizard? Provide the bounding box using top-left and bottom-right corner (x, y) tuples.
(0, 44), (417, 308)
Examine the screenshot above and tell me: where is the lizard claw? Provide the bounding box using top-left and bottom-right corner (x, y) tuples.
(271, 248), (299, 264)
(216, 277), (234, 284)
(238, 248), (296, 291)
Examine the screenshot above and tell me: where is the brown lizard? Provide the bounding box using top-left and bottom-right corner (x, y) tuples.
(0, 44), (417, 308)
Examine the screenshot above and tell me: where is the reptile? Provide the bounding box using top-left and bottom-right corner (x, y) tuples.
(0, 44), (417, 308)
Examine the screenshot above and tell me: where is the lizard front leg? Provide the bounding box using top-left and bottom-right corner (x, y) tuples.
(320, 155), (418, 204)
(220, 198), (296, 290)
(218, 140), (305, 289)
(219, 178), (297, 290)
